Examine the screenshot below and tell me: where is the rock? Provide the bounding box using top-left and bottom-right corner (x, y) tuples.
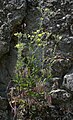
(63, 68), (73, 91)
(51, 58), (71, 77)
(25, 8), (42, 33)
(0, 0), (27, 119)
(0, 41), (9, 59)
(0, 0), (73, 119)
(50, 89), (71, 104)
(58, 37), (73, 53)
(51, 77), (61, 89)
(0, 0), (27, 96)
(0, 97), (8, 120)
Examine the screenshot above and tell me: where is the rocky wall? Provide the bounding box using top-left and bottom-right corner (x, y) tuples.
(39, 0), (73, 119)
(0, 0), (27, 119)
(0, 0), (73, 119)
(0, 0), (42, 119)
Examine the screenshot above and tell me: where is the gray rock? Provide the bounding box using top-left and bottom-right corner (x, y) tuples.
(50, 89), (70, 99)
(0, 0), (27, 119)
(63, 68), (73, 91)
(58, 37), (73, 53)
(0, 97), (8, 120)
(0, 41), (9, 58)
(0, 0), (27, 96)
(51, 58), (71, 77)
(50, 89), (71, 104)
